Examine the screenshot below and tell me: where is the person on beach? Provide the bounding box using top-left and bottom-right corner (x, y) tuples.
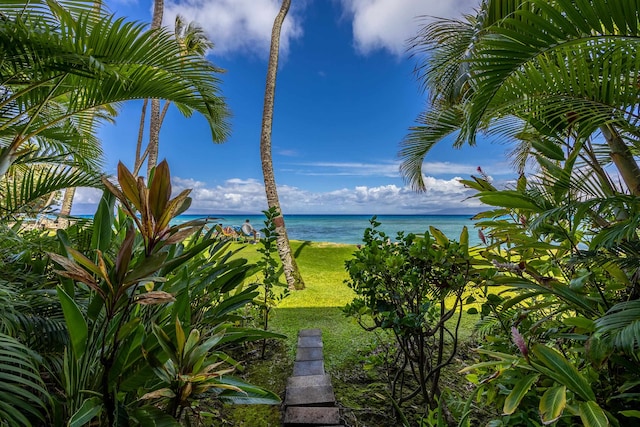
(241, 219), (260, 243)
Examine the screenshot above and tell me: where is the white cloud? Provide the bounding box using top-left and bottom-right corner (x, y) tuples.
(163, 0), (303, 57)
(339, 0), (480, 56)
(71, 176), (480, 215)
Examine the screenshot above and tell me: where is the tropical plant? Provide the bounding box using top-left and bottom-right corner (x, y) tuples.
(0, 333), (50, 426)
(255, 206), (290, 357)
(402, 0), (640, 195)
(48, 161), (282, 425)
(456, 165), (640, 426)
(142, 318), (279, 422)
(259, 0), (305, 290)
(345, 218), (487, 422)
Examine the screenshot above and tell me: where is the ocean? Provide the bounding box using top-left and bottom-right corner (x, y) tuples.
(170, 214), (481, 246)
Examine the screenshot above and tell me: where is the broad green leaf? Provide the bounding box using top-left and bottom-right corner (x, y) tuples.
(131, 406), (181, 426)
(429, 226), (449, 247)
(562, 317), (595, 332)
(176, 318), (187, 356)
(620, 410), (640, 419)
(91, 190), (115, 252)
(459, 226), (469, 256)
(579, 401), (609, 427)
(478, 191), (540, 211)
(69, 397), (103, 427)
(56, 286), (88, 359)
(503, 374), (539, 415)
(539, 385), (566, 425)
(123, 252), (168, 285)
(531, 344), (595, 401)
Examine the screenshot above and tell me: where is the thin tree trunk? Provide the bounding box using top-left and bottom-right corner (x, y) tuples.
(133, 99), (148, 175)
(146, 98), (161, 178)
(145, 0), (164, 179)
(260, 0), (304, 290)
(601, 124), (640, 196)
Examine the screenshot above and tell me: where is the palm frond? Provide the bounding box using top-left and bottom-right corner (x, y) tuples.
(595, 300), (640, 357)
(0, 164), (102, 219)
(0, 332), (49, 426)
(400, 104), (465, 190)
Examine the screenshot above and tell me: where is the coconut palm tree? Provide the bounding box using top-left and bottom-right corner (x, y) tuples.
(260, 0), (305, 290)
(134, 14), (217, 176)
(401, 0), (640, 195)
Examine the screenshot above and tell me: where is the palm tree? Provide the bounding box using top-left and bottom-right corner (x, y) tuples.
(260, 0), (305, 290)
(401, 0), (640, 195)
(0, 0), (230, 179)
(134, 14), (217, 176)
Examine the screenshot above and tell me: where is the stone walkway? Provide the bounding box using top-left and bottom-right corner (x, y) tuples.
(283, 329), (342, 426)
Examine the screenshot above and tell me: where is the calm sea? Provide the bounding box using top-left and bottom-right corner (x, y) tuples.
(170, 214), (480, 246)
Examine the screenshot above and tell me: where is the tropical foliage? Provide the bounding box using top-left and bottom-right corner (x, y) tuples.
(0, 161), (282, 426)
(393, 0), (640, 425)
(0, 0), (228, 219)
(345, 219), (489, 424)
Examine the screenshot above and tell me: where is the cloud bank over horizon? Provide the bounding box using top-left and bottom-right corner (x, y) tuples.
(71, 174), (485, 216)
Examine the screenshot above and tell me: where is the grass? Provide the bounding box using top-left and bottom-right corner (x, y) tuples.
(231, 240), (372, 368)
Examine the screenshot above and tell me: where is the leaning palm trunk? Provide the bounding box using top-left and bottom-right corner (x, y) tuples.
(58, 185), (76, 227)
(260, 0), (304, 290)
(600, 124), (640, 197)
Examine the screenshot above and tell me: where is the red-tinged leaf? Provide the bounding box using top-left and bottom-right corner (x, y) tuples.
(163, 227), (199, 246)
(116, 225), (135, 284)
(157, 189), (192, 231)
(135, 291), (175, 305)
(48, 253), (100, 289)
(148, 160), (172, 221)
(117, 162), (142, 212)
(65, 247), (102, 278)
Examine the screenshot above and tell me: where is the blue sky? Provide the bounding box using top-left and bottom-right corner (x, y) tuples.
(74, 0), (516, 215)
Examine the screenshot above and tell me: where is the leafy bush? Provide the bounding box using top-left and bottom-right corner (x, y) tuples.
(344, 218), (487, 422)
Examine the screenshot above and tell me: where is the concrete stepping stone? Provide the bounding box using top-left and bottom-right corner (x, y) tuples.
(298, 335), (323, 348)
(285, 384), (335, 406)
(283, 407), (340, 426)
(293, 359), (324, 376)
(296, 346), (324, 361)
(298, 328), (322, 337)
(287, 374), (332, 389)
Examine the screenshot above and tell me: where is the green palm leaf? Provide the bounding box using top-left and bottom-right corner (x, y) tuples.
(595, 300), (640, 356)
(0, 332), (49, 426)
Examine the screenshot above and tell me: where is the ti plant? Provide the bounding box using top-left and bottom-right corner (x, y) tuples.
(47, 160), (234, 425)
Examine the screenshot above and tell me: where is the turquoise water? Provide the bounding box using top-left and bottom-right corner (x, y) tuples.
(170, 214), (480, 246)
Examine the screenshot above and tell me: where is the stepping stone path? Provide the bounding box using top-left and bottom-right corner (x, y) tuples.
(283, 329), (342, 426)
